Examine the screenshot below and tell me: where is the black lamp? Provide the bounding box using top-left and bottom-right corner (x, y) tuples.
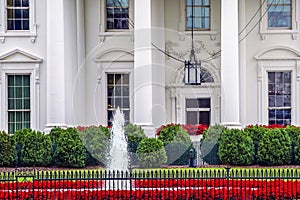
(184, 0), (201, 85)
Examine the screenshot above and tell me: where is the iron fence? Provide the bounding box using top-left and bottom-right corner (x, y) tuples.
(0, 168), (300, 199)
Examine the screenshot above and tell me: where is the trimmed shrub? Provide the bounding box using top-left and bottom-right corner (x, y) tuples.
(125, 123), (147, 144)
(137, 138), (167, 168)
(157, 124), (193, 165)
(53, 128), (86, 168)
(157, 124), (188, 145)
(200, 124), (227, 165)
(285, 125), (300, 142)
(218, 129), (255, 166)
(244, 125), (268, 143)
(14, 129), (52, 167)
(79, 126), (110, 166)
(0, 131), (16, 167)
(258, 128), (292, 166)
(125, 124), (147, 165)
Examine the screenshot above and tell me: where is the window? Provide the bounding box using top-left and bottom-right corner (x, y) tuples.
(106, 0), (129, 30)
(268, 72), (291, 125)
(186, 98), (210, 125)
(107, 73), (130, 126)
(0, 0), (36, 42)
(186, 0), (210, 30)
(7, 75), (30, 133)
(6, 0), (30, 30)
(268, 0), (291, 29)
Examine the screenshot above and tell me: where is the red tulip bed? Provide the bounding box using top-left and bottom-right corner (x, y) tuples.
(1, 178), (300, 199)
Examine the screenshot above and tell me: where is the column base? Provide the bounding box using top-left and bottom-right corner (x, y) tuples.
(44, 123), (68, 133)
(221, 122), (242, 129)
(134, 123), (156, 137)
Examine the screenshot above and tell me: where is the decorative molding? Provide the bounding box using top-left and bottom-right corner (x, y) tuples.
(165, 40), (218, 62)
(0, 49), (43, 63)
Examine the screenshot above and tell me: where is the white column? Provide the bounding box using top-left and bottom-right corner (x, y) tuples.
(45, 0), (66, 130)
(134, 0), (152, 128)
(239, 0), (247, 127)
(133, 0), (166, 136)
(221, 0), (241, 128)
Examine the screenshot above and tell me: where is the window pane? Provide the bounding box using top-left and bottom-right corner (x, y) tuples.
(199, 111), (210, 125)
(122, 86), (129, 96)
(187, 111), (197, 124)
(15, 0), (21, 7)
(7, 0), (14, 7)
(15, 9), (21, 18)
(22, 0), (29, 7)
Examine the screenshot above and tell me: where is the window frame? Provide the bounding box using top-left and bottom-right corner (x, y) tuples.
(267, 71), (292, 125)
(185, 0), (211, 31)
(106, 73), (130, 126)
(259, 0), (298, 40)
(7, 74), (31, 133)
(106, 0), (130, 31)
(0, 49), (42, 133)
(0, 0), (37, 43)
(185, 98), (211, 125)
(267, 0), (292, 29)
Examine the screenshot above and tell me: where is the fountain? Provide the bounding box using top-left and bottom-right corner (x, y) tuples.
(106, 107), (130, 189)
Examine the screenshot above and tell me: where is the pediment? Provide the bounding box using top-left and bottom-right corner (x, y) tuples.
(95, 49), (134, 62)
(255, 46), (300, 60)
(0, 49), (42, 63)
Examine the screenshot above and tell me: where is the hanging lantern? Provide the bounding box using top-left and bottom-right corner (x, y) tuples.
(184, 0), (201, 85)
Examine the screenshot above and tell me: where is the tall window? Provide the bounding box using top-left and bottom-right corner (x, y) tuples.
(6, 0), (30, 30)
(107, 74), (130, 126)
(186, 0), (210, 30)
(8, 75), (30, 133)
(268, 72), (291, 125)
(186, 98), (210, 125)
(268, 0), (291, 28)
(106, 0), (129, 30)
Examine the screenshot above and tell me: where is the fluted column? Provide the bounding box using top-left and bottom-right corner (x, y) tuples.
(45, 0), (66, 130)
(221, 0), (241, 128)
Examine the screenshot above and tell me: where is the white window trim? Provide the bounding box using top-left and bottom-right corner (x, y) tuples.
(0, 0), (37, 43)
(95, 59), (134, 126)
(259, 0), (299, 40)
(0, 50), (41, 132)
(99, 0), (134, 42)
(177, 90), (217, 125)
(178, 0), (217, 41)
(256, 47), (300, 125)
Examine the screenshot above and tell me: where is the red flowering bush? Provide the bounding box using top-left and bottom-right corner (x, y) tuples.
(1, 179), (300, 199)
(156, 123), (208, 136)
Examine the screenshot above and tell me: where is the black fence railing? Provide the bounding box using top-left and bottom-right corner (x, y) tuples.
(1, 168), (300, 199)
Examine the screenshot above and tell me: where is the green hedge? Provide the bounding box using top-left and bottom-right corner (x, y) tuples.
(157, 124), (193, 165)
(218, 129), (254, 166)
(200, 124), (226, 165)
(125, 124), (147, 165)
(52, 128), (86, 168)
(258, 128), (292, 166)
(79, 126), (110, 166)
(244, 125), (267, 143)
(15, 129), (52, 167)
(137, 138), (167, 168)
(0, 131), (16, 167)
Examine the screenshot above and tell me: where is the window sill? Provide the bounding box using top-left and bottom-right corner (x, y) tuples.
(0, 31), (37, 43)
(260, 29), (298, 40)
(178, 31), (217, 41)
(98, 31), (133, 42)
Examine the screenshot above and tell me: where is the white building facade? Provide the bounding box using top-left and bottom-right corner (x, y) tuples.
(0, 0), (299, 136)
